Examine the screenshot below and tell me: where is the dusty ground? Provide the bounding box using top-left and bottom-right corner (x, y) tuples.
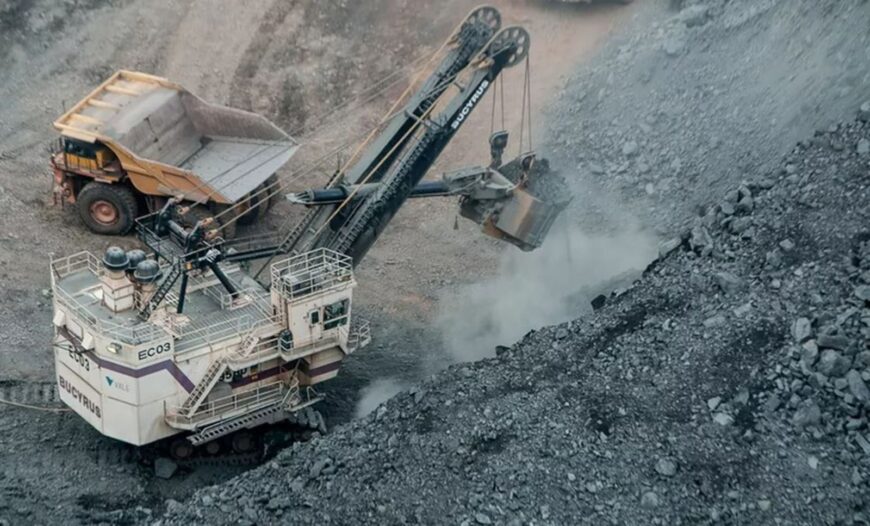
(157, 1), (870, 524)
(0, 0), (630, 523)
(3, 0), (869, 524)
(161, 109), (870, 525)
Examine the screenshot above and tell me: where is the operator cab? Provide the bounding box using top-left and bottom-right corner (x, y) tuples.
(59, 137), (117, 172)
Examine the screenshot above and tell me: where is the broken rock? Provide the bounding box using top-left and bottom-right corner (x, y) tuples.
(817, 349), (851, 377)
(690, 225), (714, 255)
(713, 412), (734, 426)
(641, 491), (660, 508)
(792, 399), (821, 428)
(154, 458), (178, 480)
(678, 5), (709, 27)
(703, 314), (726, 328)
(801, 341), (819, 366)
(816, 333), (850, 352)
(729, 217), (752, 235)
(735, 196), (754, 214)
(847, 370), (870, 402)
(714, 272), (744, 295)
(658, 238), (682, 258)
(764, 394), (781, 413)
(655, 458), (677, 477)
(663, 37), (685, 57)
(791, 318), (812, 342)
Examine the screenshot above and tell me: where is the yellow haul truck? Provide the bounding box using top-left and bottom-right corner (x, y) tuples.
(51, 70), (298, 235)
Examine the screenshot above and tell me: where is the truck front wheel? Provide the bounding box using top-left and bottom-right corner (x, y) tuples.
(76, 182), (138, 235)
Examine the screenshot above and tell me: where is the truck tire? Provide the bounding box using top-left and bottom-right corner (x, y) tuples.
(76, 182), (138, 235)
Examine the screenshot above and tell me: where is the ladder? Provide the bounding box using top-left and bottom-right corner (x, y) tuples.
(187, 379), (301, 446)
(239, 331), (259, 355)
(139, 261), (183, 320)
(179, 360), (228, 415)
(234, 318), (282, 361)
(187, 403), (283, 445)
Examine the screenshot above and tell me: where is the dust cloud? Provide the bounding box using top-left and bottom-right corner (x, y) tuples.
(354, 378), (408, 418)
(436, 223), (658, 362)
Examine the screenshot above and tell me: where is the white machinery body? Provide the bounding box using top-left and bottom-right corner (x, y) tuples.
(50, 249), (369, 446)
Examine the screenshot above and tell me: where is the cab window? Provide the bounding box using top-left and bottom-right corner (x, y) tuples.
(323, 299), (349, 330)
(63, 138), (98, 159)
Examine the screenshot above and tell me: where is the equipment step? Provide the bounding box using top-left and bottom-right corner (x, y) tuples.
(188, 400), (289, 445)
(179, 360), (228, 415)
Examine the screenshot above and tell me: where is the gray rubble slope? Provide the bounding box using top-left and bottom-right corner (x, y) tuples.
(546, 0), (870, 234)
(146, 1), (870, 524)
(153, 113), (870, 525)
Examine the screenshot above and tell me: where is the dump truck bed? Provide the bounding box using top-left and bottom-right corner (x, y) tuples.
(178, 137), (291, 201)
(53, 70), (297, 202)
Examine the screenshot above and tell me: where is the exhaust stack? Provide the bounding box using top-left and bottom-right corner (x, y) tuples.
(133, 259), (163, 310)
(100, 247), (135, 313)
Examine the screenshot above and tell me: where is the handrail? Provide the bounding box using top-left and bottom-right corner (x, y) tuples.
(346, 319), (372, 352)
(51, 276), (168, 345)
(231, 323), (353, 366)
(50, 252), (103, 280)
(271, 248), (353, 301)
(242, 289), (274, 317)
(170, 313), (255, 347)
(166, 377), (299, 426)
(230, 314), (284, 363)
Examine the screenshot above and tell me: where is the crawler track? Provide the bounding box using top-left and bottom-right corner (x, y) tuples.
(0, 379), (325, 470)
(0, 380), (63, 408)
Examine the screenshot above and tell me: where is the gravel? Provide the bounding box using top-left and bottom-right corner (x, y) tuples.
(544, 0), (870, 236)
(142, 1), (870, 524)
(154, 101), (870, 525)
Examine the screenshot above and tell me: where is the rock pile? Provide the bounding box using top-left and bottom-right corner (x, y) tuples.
(545, 0), (870, 234)
(153, 108), (870, 526)
(146, 0), (870, 523)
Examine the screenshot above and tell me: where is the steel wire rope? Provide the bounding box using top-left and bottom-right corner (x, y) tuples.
(208, 14), (481, 232)
(180, 13), (480, 230)
(251, 68), (465, 273)
(518, 54), (533, 155)
(219, 67), (467, 235)
(201, 50), (438, 205)
(253, 51), (495, 278)
(282, 20), (516, 251)
(142, 49), (436, 229)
